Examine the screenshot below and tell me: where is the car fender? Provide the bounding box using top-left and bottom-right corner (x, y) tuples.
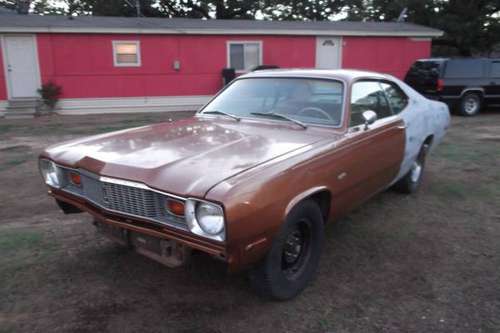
(284, 185), (330, 219)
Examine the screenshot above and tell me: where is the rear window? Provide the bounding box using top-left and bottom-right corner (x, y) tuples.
(444, 60), (485, 78)
(407, 61), (442, 77)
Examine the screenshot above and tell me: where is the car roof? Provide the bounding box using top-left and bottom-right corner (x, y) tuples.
(240, 69), (390, 83)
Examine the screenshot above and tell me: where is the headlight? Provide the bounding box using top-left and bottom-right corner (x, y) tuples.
(39, 159), (61, 188)
(185, 199), (225, 241)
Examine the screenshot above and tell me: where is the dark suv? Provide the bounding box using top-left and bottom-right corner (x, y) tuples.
(404, 58), (500, 116)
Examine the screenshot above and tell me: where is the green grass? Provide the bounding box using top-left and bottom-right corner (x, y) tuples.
(435, 141), (499, 165)
(0, 230), (44, 254)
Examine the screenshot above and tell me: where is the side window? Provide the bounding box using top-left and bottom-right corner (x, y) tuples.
(350, 81), (393, 127)
(490, 61), (500, 78)
(228, 42), (262, 72)
(380, 82), (409, 114)
(444, 60), (484, 78)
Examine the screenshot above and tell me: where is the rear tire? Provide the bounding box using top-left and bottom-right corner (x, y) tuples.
(394, 143), (429, 194)
(249, 200), (324, 301)
(459, 92), (482, 116)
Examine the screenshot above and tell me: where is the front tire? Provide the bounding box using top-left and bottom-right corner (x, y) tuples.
(459, 92), (482, 116)
(249, 200), (324, 300)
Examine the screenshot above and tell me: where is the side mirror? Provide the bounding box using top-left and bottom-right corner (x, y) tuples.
(362, 110), (377, 130)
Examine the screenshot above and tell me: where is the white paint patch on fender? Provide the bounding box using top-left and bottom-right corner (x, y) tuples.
(383, 75), (451, 185)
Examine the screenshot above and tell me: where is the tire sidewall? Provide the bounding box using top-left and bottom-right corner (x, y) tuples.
(257, 200), (324, 300)
(460, 93), (482, 116)
(395, 143), (428, 194)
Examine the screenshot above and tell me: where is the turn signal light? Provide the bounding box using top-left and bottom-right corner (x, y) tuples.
(166, 199), (185, 216)
(69, 172), (81, 186)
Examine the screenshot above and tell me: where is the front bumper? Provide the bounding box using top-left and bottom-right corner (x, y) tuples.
(50, 188), (228, 262)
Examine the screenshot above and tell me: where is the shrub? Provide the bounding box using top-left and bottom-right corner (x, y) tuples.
(38, 81), (62, 110)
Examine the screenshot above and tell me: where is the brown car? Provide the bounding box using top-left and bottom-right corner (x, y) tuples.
(39, 69), (450, 300)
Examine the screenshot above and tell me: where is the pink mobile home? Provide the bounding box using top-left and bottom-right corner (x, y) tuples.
(0, 15), (441, 115)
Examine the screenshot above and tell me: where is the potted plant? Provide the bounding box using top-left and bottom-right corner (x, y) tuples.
(37, 81), (62, 114)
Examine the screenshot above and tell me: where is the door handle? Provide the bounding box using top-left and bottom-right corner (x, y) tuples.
(397, 125), (407, 129)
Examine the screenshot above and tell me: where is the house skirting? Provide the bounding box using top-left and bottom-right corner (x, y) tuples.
(55, 95), (212, 115)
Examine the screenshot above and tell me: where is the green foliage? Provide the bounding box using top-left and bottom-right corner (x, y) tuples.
(341, 0), (500, 56)
(37, 81), (62, 110)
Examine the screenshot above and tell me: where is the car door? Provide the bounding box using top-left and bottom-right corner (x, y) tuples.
(333, 80), (405, 216)
(379, 81), (420, 181)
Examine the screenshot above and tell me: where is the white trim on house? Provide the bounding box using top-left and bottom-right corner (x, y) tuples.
(112, 40), (141, 67)
(55, 95), (212, 115)
(0, 27), (444, 38)
(0, 34), (42, 99)
(226, 40), (263, 73)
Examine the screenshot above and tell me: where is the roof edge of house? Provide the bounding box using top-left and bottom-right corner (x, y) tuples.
(0, 26), (443, 37)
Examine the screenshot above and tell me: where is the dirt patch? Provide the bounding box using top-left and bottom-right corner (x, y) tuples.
(0, 111), (499, 333)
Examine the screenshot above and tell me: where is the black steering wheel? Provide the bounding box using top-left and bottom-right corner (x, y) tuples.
(296, 107), (334, 121)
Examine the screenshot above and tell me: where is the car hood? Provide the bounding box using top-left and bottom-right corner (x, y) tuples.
(43, 116), (334, 197)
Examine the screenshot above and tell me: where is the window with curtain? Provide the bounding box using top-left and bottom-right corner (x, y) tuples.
(113, 41), (141, 67)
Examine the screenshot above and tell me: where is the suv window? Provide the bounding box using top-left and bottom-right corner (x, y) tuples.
(404, 60), (443, 93)
(350, 81), (392, 127)
(407, 60), (442, 77)
(444, 59), (484, 78)
(491, 61), (500, 78)
(380, 82), (409, 114)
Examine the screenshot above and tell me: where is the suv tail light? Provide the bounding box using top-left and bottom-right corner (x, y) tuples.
(436, 79), (444, 92)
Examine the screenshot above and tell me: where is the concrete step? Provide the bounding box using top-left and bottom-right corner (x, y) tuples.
(4, 98), (40, 118)
(4, 107), (38, 119)
(8, 98), (40, 109)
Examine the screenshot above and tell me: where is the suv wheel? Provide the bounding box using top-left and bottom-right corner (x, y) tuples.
(249, 200), (324, 300)
(459, 92), (482, 116)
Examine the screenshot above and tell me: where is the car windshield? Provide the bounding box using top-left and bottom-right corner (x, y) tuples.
(200, 78), (344, 127)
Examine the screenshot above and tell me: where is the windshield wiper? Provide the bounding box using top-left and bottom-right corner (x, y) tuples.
(250, 112), (307, 129)
(202, 110), (240, 121)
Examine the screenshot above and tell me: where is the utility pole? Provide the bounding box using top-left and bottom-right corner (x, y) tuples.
(135, 0), (141, 17)
(397, 7), (408, 22)
(124, 0), (142, 17)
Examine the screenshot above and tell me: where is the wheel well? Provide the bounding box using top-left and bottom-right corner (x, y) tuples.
(308, 190), (331, 223)
(461, 89), (484, 98)
(424, 135), (434, 146)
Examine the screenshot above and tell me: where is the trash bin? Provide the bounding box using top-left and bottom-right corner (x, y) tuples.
(251, 65), (280, 71)
(222, 68), (236, 86)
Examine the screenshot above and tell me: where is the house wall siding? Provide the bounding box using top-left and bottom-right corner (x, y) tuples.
(37, 33), (316, 99)
(342, 37), (431, 79)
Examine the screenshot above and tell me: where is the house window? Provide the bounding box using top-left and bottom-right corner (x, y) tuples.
(228, 41), (262, 72)
(113, 41), (141, 67)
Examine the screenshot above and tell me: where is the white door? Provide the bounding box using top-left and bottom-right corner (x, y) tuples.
(3, 35), (40, 98)
(315, 37), (342, 69)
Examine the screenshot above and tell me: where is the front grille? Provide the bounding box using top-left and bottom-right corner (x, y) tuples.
(59, 168), (186, 229)
(102, 181), (158, 218)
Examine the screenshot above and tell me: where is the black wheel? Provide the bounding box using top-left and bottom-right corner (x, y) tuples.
(249, 200), (324, 300)
(459, 92), (482, 116)
(394, 143), (429, 194)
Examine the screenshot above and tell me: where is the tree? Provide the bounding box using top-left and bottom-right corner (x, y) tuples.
(155, 0), (260, 19)
(258, 0), (348, 21)
(343, 0), (500, 56)
(0, 0), (32, 13)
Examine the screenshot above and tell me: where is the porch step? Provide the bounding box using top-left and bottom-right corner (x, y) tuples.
(4, 98), (40, 119)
